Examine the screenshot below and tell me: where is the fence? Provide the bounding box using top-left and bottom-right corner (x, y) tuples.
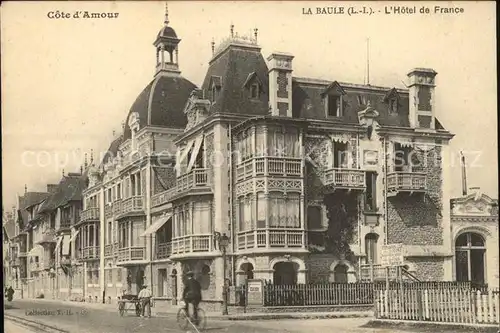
(376, 287), (500, 324)
(263, 283), (374, 306)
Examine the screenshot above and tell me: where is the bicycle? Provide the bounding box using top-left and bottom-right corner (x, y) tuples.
(176, 301), (206, 331)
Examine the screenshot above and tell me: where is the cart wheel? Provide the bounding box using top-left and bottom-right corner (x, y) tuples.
(119, 303), (125, 316)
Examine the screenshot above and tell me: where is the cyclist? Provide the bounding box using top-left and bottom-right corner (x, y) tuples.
(182, 271), (202, 324)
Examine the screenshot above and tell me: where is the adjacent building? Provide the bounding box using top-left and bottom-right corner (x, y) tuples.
(7, 5), (498, 310)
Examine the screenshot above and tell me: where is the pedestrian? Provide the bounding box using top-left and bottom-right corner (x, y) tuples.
(137, 285), (152, 318)
(182, 271), (202, 324)
(7, 286), (14, 301)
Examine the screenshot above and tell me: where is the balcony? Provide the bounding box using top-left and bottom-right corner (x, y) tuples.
(117, 246), (146, 264)
(80, 207), (100, 222)
(104, 243), (114, 257)
(323, 168), (366, 191)
(387, 172), (427, 196)
(155, 242), (172, 260)
(171, 234), (214, 256)
(112, 201), (122, 216)
(237, 157), (302, 182)
(37, 229), (57, 245)
(80, 246), (100, 260)
(60, 256), (72, 266)
(117, 196), (144, 217)
(59, 219), (72, 230)
(151, 169), (211, 207)
(237, 229), (306, 251)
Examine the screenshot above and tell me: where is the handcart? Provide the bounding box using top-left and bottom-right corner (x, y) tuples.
(117, 294), (142, 317)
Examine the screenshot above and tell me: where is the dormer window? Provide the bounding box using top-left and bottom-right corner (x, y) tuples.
(250, 83), (260, 99)
(209, 76), (222, 104)
(211, 86), (220, 103)
(389, 98), (398, 114)
(327, 95), (343, 117)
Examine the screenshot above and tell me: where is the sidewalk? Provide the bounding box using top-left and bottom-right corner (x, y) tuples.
(21, 298), (373, 321)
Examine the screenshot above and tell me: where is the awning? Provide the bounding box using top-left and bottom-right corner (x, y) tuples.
(140, 214), (172, 237)
(330, 133), (351, 144)
(54, 236), (64, 252)
(178, 140), (195, 166)
(69, 229), (80, 243)
(62, 235), (71, 255)
(27, 245), (43, 257)
(393, 137), (414, 148)
(186, 136), (204, 173)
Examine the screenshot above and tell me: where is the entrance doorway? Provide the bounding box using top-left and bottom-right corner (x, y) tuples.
(273, 262), (298, 285)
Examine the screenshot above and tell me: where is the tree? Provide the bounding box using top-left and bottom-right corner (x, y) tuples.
(323, 191), (358, 261)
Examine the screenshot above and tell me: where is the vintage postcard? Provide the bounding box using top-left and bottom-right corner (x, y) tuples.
(2, 1), (498, 332)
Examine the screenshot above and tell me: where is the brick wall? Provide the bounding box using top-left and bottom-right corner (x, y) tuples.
(407, 257), (444, 281)
(387, 146), (443, 245)
(152, 167), (176, 194)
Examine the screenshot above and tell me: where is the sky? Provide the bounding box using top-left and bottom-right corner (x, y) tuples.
(1, 1), (497, 209)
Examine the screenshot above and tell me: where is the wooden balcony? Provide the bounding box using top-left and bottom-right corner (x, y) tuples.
(236, 157), (302, 182)
(237, 228), (306, 251)
(117, 246), (146, 264)
(323, 168), (366, 191)
(37, 229), (57, 245)
(155, 242), (172, 260)
(112, 201), (122, 216)
(80, 207), (100, 222)
(151, 169), (211, 207)
(117, 196), (144, 216)
(60, 256), (72, 266)
(387, 172), (427, 196)
(171, 234), (214, 256)
(58, 220), (72, 230)
(80, 246), (100, 260)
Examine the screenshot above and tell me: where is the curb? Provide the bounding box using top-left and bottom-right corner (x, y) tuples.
(5, 314), (69, 333)
(220, 312), (373, 321)
(363, 319), (500, 333)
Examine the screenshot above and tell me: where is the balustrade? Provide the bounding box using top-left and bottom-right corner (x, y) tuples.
(117, 246), (146, 263)
(387, 172), (427, 195)
(237, 157), (302, 181)
(119, 196), (144, 215)
(80, 207), (100, 222)
(80, 246), (100, 260)
(323, 168), (366, 189)
(155, 242), (172, 260)
(171, 234), (213, 255)
(237, 228), (305, 250)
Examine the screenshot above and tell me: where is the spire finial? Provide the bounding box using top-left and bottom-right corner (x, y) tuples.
(84, 153), (88, 169)
(62, 169), (65, 177)
(254, 28), (258, 42)
(211, 38), (215, 55)
(230, 24), (234, 37)
(90, 149), (94, 166)
(112, 129), (116, 137)
(164, 2), (169, 25)
(24, 184), (27, 194)
(80, 165), (83, 174)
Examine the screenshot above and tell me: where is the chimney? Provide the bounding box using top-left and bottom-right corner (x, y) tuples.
(267, 52), (294, 117)
(46, 184), (58, 194)
(407, 68), (437, 129)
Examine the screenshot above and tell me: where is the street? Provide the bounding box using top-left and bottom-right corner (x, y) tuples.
(3, 299), (385, 333)
(4, 299), (482, 333)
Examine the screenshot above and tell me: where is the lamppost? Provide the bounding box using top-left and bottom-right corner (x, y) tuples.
(215, 232), (230, 315)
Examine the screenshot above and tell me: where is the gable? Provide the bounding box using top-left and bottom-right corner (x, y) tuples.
(242, 72), (265, 91)
(383, 88), (400, 102)
(321, 81), (346, 97)
(451, 193), (498, 216)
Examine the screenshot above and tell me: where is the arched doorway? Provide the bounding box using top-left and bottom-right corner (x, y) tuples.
(455, 232), (486, 285)
(333, 264), (348, 283)
(273, 262), (298, 285)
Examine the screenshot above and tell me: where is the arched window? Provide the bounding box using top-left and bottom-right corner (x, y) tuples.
(365, 233), (379, 264)
(333, 264), (348, 283)
(455, 232), (486, 285)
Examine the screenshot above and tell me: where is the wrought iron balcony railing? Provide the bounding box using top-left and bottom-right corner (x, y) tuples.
(117, 246), (146, 263)
(155, 242), (172, 260)
(171, 234), (214, 255)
